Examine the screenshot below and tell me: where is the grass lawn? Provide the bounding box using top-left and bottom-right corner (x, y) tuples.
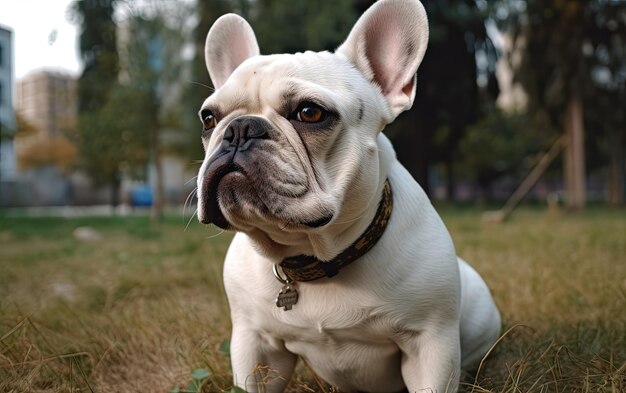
(0, 207), (624, 392)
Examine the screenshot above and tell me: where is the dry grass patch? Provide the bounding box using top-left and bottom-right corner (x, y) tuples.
(0, 216), (233, 392)
(0, 208), (624, 392)
(445, 207), (626, 392)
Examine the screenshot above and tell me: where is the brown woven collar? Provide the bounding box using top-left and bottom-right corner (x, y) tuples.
(279, 179), (393, 282)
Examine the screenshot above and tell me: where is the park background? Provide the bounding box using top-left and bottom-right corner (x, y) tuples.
(0, 0), (624, 392)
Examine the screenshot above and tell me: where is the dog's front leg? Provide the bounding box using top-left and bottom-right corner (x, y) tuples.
(395, 325), (461, 393)
(230, 322), (297, 393)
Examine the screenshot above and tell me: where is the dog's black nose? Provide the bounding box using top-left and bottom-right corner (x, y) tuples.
(223, 116), (269, 150)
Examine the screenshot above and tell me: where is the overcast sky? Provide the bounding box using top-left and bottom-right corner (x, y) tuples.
(0, 0), (81, 79)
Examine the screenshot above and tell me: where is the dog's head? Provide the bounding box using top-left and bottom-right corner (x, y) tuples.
(197, 0), (428, 259)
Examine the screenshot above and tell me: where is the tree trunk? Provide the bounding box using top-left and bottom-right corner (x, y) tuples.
(563, 94), (586, 211)
(607, 128), (625, 206)
(151, 127), (164, 223)
(111, 174), (121, 209)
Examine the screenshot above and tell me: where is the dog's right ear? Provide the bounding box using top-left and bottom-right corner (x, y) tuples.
(205, 14), (260, 89)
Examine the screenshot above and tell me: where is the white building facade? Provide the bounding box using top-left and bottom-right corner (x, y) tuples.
(0, 26), (17, 178)
(0, 25), (17, 191)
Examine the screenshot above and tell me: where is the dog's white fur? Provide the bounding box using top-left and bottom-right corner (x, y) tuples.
(197, 0), (501, 392)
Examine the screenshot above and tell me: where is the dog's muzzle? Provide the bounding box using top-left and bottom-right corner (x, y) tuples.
(199, 116), (271, 228)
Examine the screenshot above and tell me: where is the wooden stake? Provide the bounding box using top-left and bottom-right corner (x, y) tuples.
(563, 94), (586, 211)
(483, 136), (565, 223)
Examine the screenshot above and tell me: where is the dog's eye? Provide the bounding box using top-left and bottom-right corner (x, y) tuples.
(293, 102), (327, 123)
(201, 109), (218, 130)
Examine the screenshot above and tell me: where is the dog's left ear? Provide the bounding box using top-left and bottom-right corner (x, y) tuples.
(205, 14), (260, 89)
(337, 0), (428, 120)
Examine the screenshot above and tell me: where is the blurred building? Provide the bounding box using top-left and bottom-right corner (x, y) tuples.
(0, 25), (17, 193)
(10, 70), (78, 206)
(14, 70), (77, 143)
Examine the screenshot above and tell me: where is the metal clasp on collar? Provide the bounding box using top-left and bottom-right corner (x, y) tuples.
(272, 264), (291, 284)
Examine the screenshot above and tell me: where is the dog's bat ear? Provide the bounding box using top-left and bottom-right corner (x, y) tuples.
(337, 0), (428, 121)
(205, 14), (260, 89)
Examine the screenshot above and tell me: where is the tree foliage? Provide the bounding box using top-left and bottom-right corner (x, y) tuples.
(71, 0), (119, 113)
(122, 8), (193, 221)
(252, 0), (356, 53)
(71, 0), (189, 206)
(17, 136), (77, 173)
(75, 85), (151, 186)
(71, 0), (122, 200)
(496, 0), (626, 204)
(14, 111), (77, 173)
(459, 110), (556, 195)
(14, 112), (39, 139)
(495, 0), (626, 135)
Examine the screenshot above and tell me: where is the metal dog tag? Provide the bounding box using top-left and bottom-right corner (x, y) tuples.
(276, 284), (299, 311)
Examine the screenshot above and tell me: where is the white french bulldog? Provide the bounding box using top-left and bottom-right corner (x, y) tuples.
(196, 0), (501, 392)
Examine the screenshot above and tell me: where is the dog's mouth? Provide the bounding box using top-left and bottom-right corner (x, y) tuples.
(300, 214), (334, 228)
(199, 151), (238, 229)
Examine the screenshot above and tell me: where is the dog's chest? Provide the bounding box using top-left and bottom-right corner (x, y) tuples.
(253, 286), (406, 392)
(286, 335), (404, 392)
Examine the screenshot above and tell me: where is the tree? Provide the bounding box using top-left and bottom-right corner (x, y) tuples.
(71, 0), (194, 215)
(71, 0), (122, 205)
(584, 2), (626, 206)
(14, 112), (39, 139)
(17, 137), (77, 173)
(121, 10), (191, 222)
(496, 0), (626, 209)
(458, 109), (556, 199)
(75, 85), (151, 193)
(15, 113), (76, 172)
(72, 0), (119, 113)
